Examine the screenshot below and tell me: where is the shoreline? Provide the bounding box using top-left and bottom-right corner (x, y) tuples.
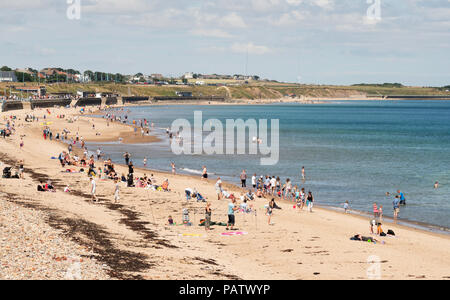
(1, 105), (450, 280)
(86, 107), (450, 236)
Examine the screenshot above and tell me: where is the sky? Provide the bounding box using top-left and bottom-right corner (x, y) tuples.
(1, 0), (449, 86)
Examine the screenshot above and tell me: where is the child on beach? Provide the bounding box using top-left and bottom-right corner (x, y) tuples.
(307, 191), (314, 212)
(114, 179), (120, 203)
(373, 202), (379, 219)
(267, 199), (274, 225)
(343, 201), (350, 213)
(90, 178), (98, 202)
(205, 203), (212, 231)
(226, 198), (239, 231)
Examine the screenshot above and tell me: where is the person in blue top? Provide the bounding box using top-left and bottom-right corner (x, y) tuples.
(397, 190), (406, 205)
(226, 198), (239, 231)
(393, 195), (401, 221)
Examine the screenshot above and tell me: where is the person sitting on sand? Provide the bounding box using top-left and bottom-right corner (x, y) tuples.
(240, 199), (252, 213)
(245, 190), (255, 201)
(161, 179), (169, 192)
(185, 187), (195, 201)
(45, 180), (55, 192)
(167, 216), (174, 226)
(256, 188), (263, 198)
(196, 191), (206, 203)
(377, 222), (386, 237)
(37, 181), (46, 192)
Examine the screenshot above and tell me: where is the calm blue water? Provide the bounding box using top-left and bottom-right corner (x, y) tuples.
(88, 101), (450, 229)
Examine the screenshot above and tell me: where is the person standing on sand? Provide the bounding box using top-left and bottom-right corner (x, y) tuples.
(307, 191), (314, 212)
(215, 177), (223, 200)
(240, 170), (247, 188)
(114, 179), (120, 203)
(91, 178), (98, 202)
(205, 202), (212, 231)
(18, 160), (24, 180)
(97, 148), (102, 161)
(267, 199), (274, 225)
(226, 198), (239, 231)
(379, 205), (383, 221)
(252, 174), (257, 191)
(171, 162), (176, 175)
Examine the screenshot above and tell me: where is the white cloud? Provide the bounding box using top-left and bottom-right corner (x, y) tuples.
(231, 42), (272, 55)
(220, 12), (247, 28)
(190, 28), (234, 39)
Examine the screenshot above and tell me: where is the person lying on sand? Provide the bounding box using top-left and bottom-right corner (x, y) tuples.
(350, 235), (380, 243)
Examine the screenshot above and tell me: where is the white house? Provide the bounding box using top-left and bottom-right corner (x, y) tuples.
(183, 72), (194, 79)
(0, 71), (17, 82)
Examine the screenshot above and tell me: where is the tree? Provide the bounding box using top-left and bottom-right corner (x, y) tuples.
(15, 72), (34, 82)
(0, 66), (12, 71)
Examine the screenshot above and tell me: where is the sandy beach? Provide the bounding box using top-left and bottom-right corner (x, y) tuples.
(1, 105), (449, 280)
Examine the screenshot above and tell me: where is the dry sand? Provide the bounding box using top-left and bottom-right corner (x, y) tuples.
(0, 105), (449, 280)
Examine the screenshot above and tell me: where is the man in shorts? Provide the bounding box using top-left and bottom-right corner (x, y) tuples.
(226, 198), (239, 231)
(393, 196), (400, 221)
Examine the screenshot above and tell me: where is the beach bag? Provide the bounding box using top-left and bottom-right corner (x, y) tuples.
(387, 229), (395, 236)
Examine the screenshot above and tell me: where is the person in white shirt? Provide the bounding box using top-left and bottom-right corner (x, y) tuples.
(114, 179), (120, 203)
(91, 178), (98, 202)
(252, 174), (257, 190)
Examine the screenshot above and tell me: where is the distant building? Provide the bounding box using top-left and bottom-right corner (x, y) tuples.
(15, 86), (46, 97)
(151, 74), (164, 79)
(183, 72), (194, 79)
(0, 71), (17, 82)
(77, 91), (97, 98)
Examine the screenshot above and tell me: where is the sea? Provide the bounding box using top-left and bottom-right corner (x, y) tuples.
(87, 101), (450, 231)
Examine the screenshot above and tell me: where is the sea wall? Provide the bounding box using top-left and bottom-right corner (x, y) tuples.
(31, 99), (72, 109)
(153, 96), (225, 102)
(1, 101), (24, 112)
(122, 96), (150, 104)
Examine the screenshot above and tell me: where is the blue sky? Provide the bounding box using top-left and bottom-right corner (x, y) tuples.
(1, 0), (449, 86)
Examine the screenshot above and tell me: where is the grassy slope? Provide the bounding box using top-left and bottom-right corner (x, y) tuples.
(1, 82), (448, 99)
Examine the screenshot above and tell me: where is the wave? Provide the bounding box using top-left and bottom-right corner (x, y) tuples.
(179, 168), (203, 175)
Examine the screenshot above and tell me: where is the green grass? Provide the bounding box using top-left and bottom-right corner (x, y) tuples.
(1, 82), (448, 100)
